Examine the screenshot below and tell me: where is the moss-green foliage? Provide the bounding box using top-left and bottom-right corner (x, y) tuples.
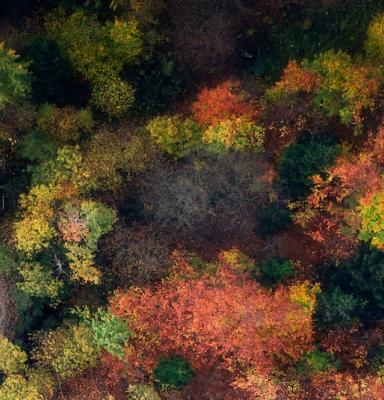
(253, 257), (295, 289)
(0, 374), (44, 400)
(17, 262), (64, 302)
(127, 384), (161, 400)
(45, 8), (143, 117)
(153, 356), (194, 389)
(203, 117), (264, 153)
(26, 145), (86, 188)
(359, 192), (384, 249)
(146, 115), (202, 158)
(0, 336), (27, 374)
(45, 9), (143, 80)
(0, 42), (30, 108)
(315, 287), (362, 329)
(296, 349), (339, 375)
(366, 13), (384, 63)
(278, 139), (339, 199)
(33, 324), (99, 378)
(83, 130), (153, 191)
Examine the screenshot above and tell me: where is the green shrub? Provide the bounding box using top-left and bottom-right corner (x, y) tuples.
(18, 130), (58, 162)
(278, 139), (339, 199)
(315, 287), (362, 329)
(256, 201), (292, 237)
(153, 356), (193, 389)
(254, 257), (295, 289)
(296, 349), (339, 375)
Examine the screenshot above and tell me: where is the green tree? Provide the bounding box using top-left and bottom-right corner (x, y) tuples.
(0, 42), (30, 108)
(77, 307), (132, 358)
(83, 130), (153, 191)
(324, 245), (384, 321)
(18, 130), (58, 163)
(45, 10), (142, 80)
(81, 201), (118, 250)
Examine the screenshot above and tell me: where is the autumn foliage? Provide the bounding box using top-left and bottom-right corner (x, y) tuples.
(271, 60), (322, 94)
(110, 251), (313, 396)
(191, 80), (260, 125)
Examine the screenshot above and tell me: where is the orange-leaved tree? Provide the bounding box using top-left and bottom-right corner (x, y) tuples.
(110, 251), (313, 395)
(191, 80), (260, 126)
